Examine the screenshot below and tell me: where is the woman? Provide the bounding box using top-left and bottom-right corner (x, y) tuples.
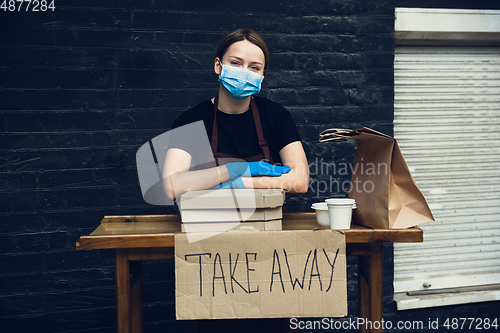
(163, 29), (309, 200)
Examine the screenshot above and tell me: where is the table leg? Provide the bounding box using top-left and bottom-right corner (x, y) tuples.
(358, 263), (369, 333)
(358, 242), (384, 333)
(116, 249), (132, 333)
(130, 261), (143, 333)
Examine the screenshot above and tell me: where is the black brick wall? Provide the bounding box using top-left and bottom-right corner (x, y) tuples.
(1, 1), (498, 332)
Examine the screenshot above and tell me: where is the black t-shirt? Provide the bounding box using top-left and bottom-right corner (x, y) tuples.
(170, 96), (301, 165)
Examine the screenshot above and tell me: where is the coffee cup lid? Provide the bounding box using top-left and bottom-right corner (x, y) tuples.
(311, 202), (328, 210)
(325, 198), (356, 207)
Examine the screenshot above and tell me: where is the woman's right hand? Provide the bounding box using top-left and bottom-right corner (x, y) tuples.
(226, 161), (291, 179)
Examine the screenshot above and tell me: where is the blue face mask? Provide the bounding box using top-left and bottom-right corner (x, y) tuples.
(218, 64), (264, 101)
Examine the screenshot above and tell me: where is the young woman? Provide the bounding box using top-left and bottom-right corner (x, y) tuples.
(163, 29), (309, 200)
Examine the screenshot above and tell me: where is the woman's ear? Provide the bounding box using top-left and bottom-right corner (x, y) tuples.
(214, 58), (222, 75)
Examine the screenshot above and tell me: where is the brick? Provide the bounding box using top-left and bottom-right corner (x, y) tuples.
(308, 70), (341, 89)
(44, 249), (100, 271)
(93, 168), (119, 187)
(61, 148), (102, 169)
(131, 11), (190, 31)
(317, 16), (354, 34)
(264, 71), (306, 89)
(267, 87), (347, 106)
(117, 110), (167, 130)
(0, 47), (83, 68)
(150, 31), (191, 48)
(0, 134), (30, 150)
(4, 172), (38, 193)
(320, 53), (350, 69)
(0, 213), (44, 233)
(364, 70), (394, 87)
(0, 156), (7, 172)
(38, 170), (93, 189)
(13, 232), (67, 253)
(118, 89), (190, 109)
(268, 34), (343, 53)
(320, 88), (349, 106)
(145, 318), (197, 333)
(0, 26), (72, 48)
(64, 188), (117, 209)
(290, 106), (364, 124)
(362, 53), (396, 70)
(118, 184), (145, 206)
(0, 235), (16, 254)
(232, 0), (288, 13)
(269, 53), (297, 70)
(52, 8), (132, 29)
(150, 0), (216, 11)
(41, 211), (88, 229)
(333, 71), (366, 87)
(90, 0), (152, 8)
(5, 112), (59, 132)
(0, 289), (112, 318)
(356, 16), (395, 35)
(348, 88), (394, 105)
(89, 131), (118, 147)
(37, 190), (68, 211)
(0, 90), (116, 111)
(343, 0), (393, 15)
(0, 68), (114, 90)
(11, 191), (41, 213)
(33, 132), (91, 149)
(362, 106), (394, 122)
(2, 307), (118, 333)
(287, 0), (341, 15)
(7, 150), (55, 172)
(0, 253), (44, 275)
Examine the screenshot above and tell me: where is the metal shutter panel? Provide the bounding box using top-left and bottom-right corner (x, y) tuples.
(393, 46), (500, 293)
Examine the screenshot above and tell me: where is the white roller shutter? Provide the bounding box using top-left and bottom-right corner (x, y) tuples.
(393, 46), (500, 293)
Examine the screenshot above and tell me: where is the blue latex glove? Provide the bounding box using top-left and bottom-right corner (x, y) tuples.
(226, 161), (291, 179)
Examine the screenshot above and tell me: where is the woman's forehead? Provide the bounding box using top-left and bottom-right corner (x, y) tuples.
(223, 40), (265, 64)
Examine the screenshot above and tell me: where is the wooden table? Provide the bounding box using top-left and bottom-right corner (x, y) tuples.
(76, 213), (423, 333)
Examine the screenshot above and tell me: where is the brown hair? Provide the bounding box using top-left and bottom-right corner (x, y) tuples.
(216, 29), (270, 75)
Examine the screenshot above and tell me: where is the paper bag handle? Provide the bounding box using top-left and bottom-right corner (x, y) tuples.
(318, 128), (357, 142)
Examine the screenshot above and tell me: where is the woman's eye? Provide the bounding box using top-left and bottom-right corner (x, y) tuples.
(251, 66), (260, 71)
(230, 61), (240, 66)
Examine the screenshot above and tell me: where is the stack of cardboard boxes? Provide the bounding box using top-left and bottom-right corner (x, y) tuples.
(179, 189), (285, 232)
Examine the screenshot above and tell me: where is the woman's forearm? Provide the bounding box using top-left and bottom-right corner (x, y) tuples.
(163, 165), (231, 200)
(244, 165), (310, 193)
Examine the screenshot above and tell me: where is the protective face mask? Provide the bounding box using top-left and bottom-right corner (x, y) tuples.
(218, 64), (264, 101)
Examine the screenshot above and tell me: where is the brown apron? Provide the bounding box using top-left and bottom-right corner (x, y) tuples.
(198, 97), (291, 333)
(209, 96), (288, 214)
(210, 95), (275, 166)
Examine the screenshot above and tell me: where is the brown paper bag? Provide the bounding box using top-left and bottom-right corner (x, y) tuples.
(319, 127), (434, 229)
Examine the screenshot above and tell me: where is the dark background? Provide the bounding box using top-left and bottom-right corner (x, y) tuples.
(1, 0), (499, 332)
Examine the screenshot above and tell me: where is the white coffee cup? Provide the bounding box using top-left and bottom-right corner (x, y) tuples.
(311, 202), (329, 227)
(325, 198), (355, 229)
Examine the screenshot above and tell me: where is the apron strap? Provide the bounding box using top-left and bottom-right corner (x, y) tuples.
(210, 95), (219, 154)
(250, 98), (274, 163)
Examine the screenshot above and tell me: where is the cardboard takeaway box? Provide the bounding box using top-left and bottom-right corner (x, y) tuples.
(179, 189), (285, 231)
(180, 219), (282, 232)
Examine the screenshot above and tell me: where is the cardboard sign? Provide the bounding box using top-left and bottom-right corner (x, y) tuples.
(175, 230), (347, 320)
